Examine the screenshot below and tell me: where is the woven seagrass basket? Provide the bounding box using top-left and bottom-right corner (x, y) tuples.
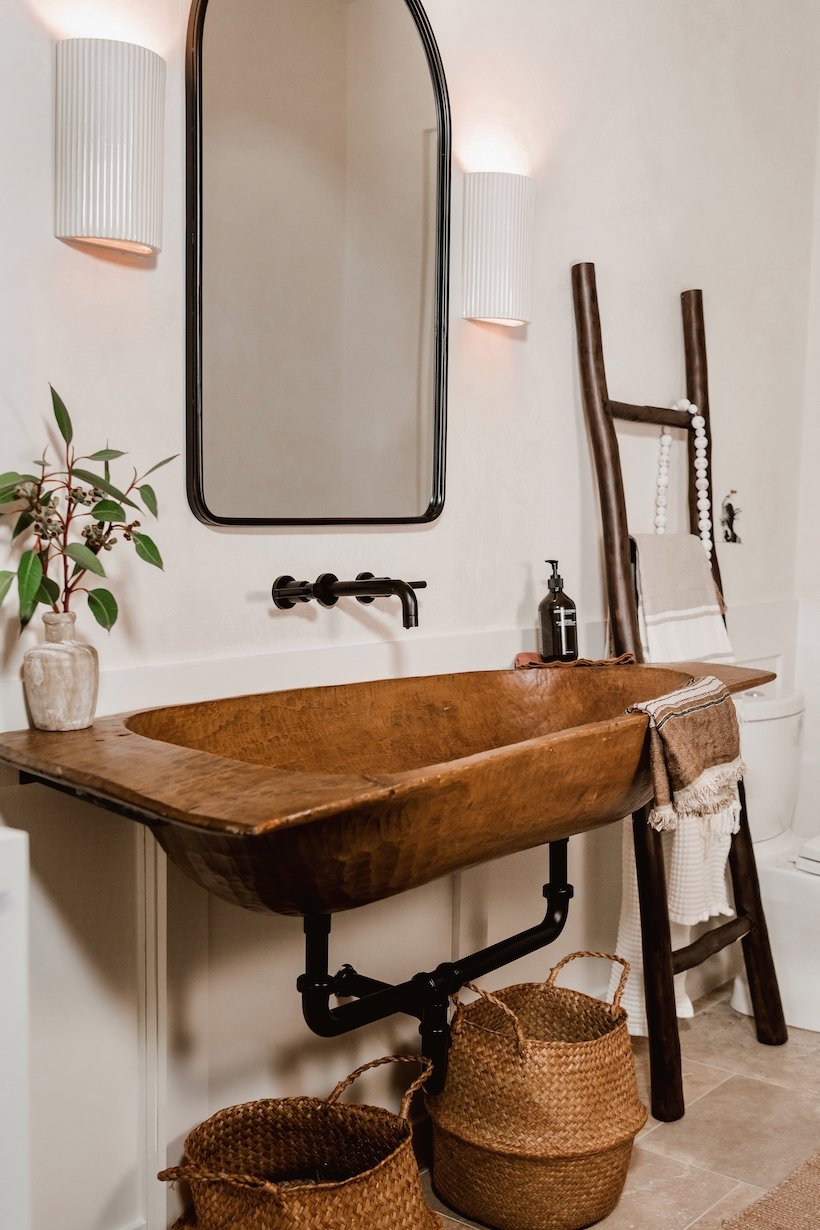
(429, 951), (647, 1230)
(159, 1054), (442, 1230)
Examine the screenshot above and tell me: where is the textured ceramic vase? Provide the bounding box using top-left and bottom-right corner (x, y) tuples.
(22, 612), (99, 731)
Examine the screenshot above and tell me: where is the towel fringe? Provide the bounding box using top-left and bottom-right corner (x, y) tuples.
(647, 757), (745, 833)
(674, 755), (745, 813)
(647, 803), (678, 831)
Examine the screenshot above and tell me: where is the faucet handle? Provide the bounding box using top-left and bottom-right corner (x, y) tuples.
(354, 571), (377, 604)
(314, 573), (340, 608)
(272, 575), (312, 609)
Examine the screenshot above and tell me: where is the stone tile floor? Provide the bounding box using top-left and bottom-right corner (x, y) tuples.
(422, 986), (820, 1228)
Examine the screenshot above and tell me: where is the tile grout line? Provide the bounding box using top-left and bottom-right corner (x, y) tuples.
(634, 1142), (763, 1189)
(679, 1059), (820, 1097)
(681, 1179), (747, 1230)
(673, 1051), (820, 1101)
(639, 1068), (734, 1142)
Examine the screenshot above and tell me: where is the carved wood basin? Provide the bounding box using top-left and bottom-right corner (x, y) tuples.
(0, 661), (771, 916)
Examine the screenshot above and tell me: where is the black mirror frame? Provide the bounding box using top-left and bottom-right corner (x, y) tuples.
(185, 0), (451, 526)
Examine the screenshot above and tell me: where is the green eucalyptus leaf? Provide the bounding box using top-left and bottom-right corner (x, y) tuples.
(35, 576), (60, 607)
(87, 449), (127, 461)
(50, 386), (73, 445)
(12, 511), (34, 539)
(0, 471), (36, 488)
(87, 587), (118, 631)
(0, 489), (21, 506)
(0, 571), (14, 606)
(17, 551), (43, 626)
(89, 499), (127, 523)
(139, 484), (158, 517)
(65, 542), (106, 577)
(71, 468), (139, 509)
(140, 454), (178, 479)
(132, 532), (163, 569)
(17, 550), (43, 604)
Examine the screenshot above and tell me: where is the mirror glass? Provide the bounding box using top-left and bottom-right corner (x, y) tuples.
(188, 0), (450, 524)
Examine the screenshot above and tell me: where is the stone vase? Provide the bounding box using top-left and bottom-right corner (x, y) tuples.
(22, 612), (99, 731)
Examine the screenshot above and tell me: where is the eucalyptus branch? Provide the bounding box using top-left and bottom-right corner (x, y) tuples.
(0, 386), (177, 633)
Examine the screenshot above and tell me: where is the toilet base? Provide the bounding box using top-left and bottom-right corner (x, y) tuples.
(730, 832), (820, 1033)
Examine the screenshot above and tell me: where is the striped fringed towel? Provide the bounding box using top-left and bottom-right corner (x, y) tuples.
(627, 675), (744, 836)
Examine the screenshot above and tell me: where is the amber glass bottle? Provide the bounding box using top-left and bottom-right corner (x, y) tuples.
(538, 560), (578, 662)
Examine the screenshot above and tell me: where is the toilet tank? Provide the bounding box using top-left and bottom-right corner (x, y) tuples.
(736, 689), (804, 842)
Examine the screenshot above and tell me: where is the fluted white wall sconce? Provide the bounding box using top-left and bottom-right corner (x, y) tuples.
(462, 172), (536, 326)
(55, 39), (166, 256)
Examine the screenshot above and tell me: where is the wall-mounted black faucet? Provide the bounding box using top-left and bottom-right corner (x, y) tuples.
(272, 572), (427, 629)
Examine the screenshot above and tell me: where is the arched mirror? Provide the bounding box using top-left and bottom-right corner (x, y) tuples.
(186, 0), (450, 524)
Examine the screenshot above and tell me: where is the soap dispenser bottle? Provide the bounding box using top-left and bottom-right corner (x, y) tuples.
(539, 560), (578, 663)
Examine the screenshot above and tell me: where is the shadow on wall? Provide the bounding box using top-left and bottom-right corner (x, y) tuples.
(0, 785), (140, 995)
(166, 856), (456, 1111)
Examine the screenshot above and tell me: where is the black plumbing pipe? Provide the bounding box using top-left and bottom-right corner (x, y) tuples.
(297, 840), (574, 1088)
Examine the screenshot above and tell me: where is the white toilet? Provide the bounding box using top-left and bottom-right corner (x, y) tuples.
(730, 685), (820, 1031)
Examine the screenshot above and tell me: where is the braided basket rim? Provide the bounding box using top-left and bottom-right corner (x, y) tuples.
(454, 982), (630, 1048)
(187, 1095), (408, 1135)
(182, 1095), (415, 1195)
(460, 1017), (631, 1050)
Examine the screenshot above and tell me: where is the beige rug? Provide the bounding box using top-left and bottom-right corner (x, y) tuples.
(721, 1151), (820, 1229)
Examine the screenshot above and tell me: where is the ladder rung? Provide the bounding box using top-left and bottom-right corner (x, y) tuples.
(610, 400), (692, 429)
(671, 916), (752, 974)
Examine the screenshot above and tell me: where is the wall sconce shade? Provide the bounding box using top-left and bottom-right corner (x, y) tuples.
(55, 39), (166, 256)
(462, 172), (536, 326)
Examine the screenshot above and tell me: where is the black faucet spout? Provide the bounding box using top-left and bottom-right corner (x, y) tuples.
(390, 579), (422, 629)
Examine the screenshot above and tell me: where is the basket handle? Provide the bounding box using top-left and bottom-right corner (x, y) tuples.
(326, 1053), (435, 1119)
(546, 950), (631, 1010)
(450, 981), (527, 1057)
(157, 1165), (282, 1198)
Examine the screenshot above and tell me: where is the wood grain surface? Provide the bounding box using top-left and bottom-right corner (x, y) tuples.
(0, 662), (773, 915)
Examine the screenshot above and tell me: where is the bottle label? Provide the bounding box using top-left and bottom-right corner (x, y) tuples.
(552, 608), (577, 657)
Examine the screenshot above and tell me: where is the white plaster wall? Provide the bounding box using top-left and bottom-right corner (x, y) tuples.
(2, 2), (820, 1228)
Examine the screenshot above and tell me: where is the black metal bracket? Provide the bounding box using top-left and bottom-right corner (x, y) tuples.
(297, 840), (574, 1093)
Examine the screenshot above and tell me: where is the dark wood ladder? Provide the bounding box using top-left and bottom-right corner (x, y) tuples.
(572, 261), (787, 1121)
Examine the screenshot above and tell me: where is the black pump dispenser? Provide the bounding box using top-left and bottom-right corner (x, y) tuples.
(539, 560), (578, 662)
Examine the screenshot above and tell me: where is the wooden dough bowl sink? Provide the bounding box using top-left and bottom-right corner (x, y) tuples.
(0, 661), (770, 916)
